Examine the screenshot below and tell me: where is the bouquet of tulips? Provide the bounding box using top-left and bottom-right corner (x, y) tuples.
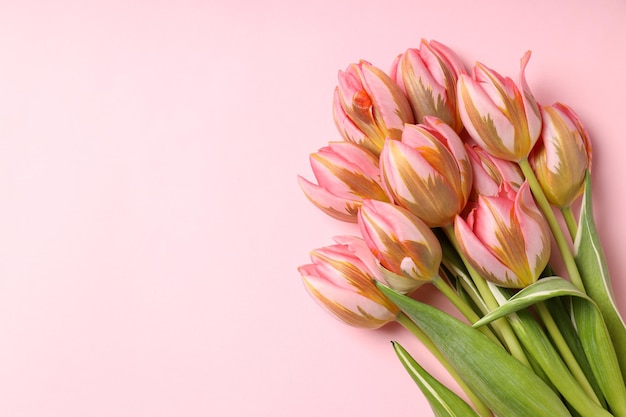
(297, 40), (626, 417)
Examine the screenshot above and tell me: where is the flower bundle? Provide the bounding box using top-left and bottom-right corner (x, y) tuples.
(297, 40), (626, 417)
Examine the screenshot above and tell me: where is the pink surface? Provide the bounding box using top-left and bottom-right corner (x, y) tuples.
(0, 1), (625, 416)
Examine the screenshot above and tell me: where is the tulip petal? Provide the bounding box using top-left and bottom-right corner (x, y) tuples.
(337, 67), (386, 147)
(518, 51), (542, 144)
(298, 176), (359, 222)
(458, 74), (517, 160)
(424, 117), (473, 202)
(400, 48), (450, 124)
(302, 275), (396, 329)
(359, 200), (432, 246)
(358, 200), (441, 281)
(429, 40), (466, 79)
(515, 183), (550, 278)
(332, 88), (368, 146)
(310, 143), (386, 201)
(454, 215), (519, 287)
(333, 235), (384, 282)
(325, 142), (380, 179)
(359, 62), (414, 132)
(554, 102), (592, 170)
(381, 139), (460, 226)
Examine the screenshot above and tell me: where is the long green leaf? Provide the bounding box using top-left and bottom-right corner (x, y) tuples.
(378, 284), (572, 417)
(546, 297), (606, 408)
(472, 277), (582, 328)
(392, 342), (481, 417)
(504, 308), (611, 417)
(572, 296), (626, 417)
(472, 277), (626, 417)
(574, 172), (626, 379)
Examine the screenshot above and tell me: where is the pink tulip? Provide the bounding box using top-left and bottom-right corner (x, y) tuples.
(298, 141), (389, 222)
(299, 236), (399, 329)
(529, 103), (592, 208)
(454, 182), (551, 288)
(466, 144), (524, 199)
(358, 199), (442, 293)
(333, 60), (414, 155)
(457, 52), (542, 162)
(391, 39), (466, 132)
(380, 117), (472, 227)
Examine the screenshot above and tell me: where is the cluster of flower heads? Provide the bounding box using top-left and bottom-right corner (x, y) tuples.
(298, 40), (592, 329)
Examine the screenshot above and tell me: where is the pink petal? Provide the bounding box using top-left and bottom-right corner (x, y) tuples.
(332, 88), (368, 145)
(424, 117), (472, 201)
(454, 215), (517, 286)
(362, 200), (432, 244)
(298, 176), (359, 222)
(381, 139), (449, 204)
(326, 142), (380, 179)
(389, 53), (403, 87)
(457, 75), (516, 157)
(429, 40), (467, 78)
(471, 194), (515, 250)
(518, 51), (542, 144)
(515, 183), (550, 274)
(333, 235), (384, 282)
(358, 62), (414, 130)
(301, 275), (396, 328)
(404, 47), (448, 102)
(466, 144), (500, 196)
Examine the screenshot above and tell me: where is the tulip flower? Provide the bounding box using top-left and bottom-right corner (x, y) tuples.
(299, 236), (399, 329)
(358, 199), (442, 293)
(457, 52), (542, 162)
(333, 60), (414, 155)
(390, 39), (466, 132)
(529, 103), (592, 208)
(466, 144), (524, 199)
(380, 117), (472, 227)
(298, 141), (389, 222)
(454, 182), (550, 288)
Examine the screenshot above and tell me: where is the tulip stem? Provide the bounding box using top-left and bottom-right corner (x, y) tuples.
(396, 312), (494, 417)
(561, 206), (578, 240)
(443, 226), (532, 368)
(432, 275), (501, 345)
(535, 302), (602, 405)
(518, 158), (586, 293)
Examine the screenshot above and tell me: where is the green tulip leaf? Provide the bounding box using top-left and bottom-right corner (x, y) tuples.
(378, 283), (572, 417)
(472, 277), (582, 328)
(471, 277), (626, 416)
(499, 306), (611, 417)
(574, 172), (626, 379)
(546, 297), (606, 408)
(392, 342), (481, 417)
(571, 296), (626, 417)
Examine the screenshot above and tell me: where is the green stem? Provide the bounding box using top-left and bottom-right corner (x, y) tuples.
(535, 302), (602, 405)
(432, 275), (501, 345)
(396, 312), (493, 417)
(518, 158), (586, 293)
(443, 226), (531, 368)
(561, 205), (578, 241)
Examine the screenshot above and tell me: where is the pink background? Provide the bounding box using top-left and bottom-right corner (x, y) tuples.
(0, 1), (624, 416)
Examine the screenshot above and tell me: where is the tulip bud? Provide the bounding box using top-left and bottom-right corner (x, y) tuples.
(380, 117), (472, 227)
(299, 236), (400, 329)
(457, 52), (542, 162)
(333, 60), (414, 155)
(391, 39), (466, 132)
(298, 141), (389, 222)
(454, 182), (551, 288)
(529, 103), (592, 208)
(466, 144), (524, 199)
(358, 199), (442, 293)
